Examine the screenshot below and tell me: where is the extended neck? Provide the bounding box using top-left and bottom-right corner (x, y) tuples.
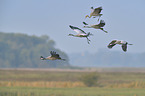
(85, 15), (91, 18)
(83, 26), (91, 28)
(68, 34), (79, 37)
(68, 34), (74, 36)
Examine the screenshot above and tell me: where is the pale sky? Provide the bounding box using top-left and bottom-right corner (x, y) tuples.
(0, 0), (145, 54)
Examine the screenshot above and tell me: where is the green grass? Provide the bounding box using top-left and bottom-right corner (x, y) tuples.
(0, 87), (145, 96)
(1, 68), (145, 96)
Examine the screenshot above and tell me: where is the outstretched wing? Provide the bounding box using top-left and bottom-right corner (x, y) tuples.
(50, 51), (61, 58)
(93, 7), (102, 14)
(122, 44), (127, 52)
(107, 40), (117, 49)
(69, 25), (86, 34)
(98, 20), (105, 27)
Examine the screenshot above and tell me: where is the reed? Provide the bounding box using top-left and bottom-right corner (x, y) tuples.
(107, 81), (145, 88)
(0, 81), (85, 88)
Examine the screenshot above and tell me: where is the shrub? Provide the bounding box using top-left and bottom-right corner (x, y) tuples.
(79, 72), (100, 87)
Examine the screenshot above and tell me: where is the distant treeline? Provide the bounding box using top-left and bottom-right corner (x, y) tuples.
(0, 32), (70, 68)
(69, 49), (145, 67)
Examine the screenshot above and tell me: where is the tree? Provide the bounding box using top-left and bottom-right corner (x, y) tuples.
(0, 32), (70, 68)
(80, 72), (100, 87)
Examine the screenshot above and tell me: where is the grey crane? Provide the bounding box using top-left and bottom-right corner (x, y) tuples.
(83, 20), (108, 33)
(85, 6), (103, 21)
(40, 51), (65, 60)
(107, 40), (133, 52)
(68, 25), (93, 44)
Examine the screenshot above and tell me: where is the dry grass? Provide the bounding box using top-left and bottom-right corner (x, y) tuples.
(1, 68), (145, 96)
(107, 81), (145, 88)
(1, 81), (145, 88)
(0, 81), (85, 88)
(1, 68), (145, 88)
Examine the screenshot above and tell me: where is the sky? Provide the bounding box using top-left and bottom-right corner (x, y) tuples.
(0, 0), (145, 54)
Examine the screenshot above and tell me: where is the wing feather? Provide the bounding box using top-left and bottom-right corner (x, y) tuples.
(98, 20), (105, 27)
(50, 51), (61, 58)
(69, 25), (86, 34)
(93, 7), (102, 14)
(122, 44), (127, 52)
(107, 40), (117, 48)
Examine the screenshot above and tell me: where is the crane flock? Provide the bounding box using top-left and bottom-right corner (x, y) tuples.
(41, 6), (133, 61)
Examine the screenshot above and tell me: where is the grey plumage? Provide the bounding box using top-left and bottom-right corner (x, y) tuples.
(85, 6), (103, 21)
(40, 51), (65, 60)
(107, 40), (133, 52)
(69, 25), (93, 44)
(83, 20), (108, 33)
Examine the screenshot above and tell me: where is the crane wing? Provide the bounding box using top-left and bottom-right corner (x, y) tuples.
(69, 25), (86, 34)
(93, 7), (102, 14)
(98, 20), (105, 27)
(122, 44), (127, 52)
(50, 51), (60, 58)
(107, 40), (117, 48)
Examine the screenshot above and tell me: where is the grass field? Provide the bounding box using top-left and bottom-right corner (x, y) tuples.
(1, 87), (145, 96)
(0, 68), (145, 96)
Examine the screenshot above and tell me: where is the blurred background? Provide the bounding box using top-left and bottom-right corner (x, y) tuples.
(0, 0), (145, 68)
(1, 0), (145, 96)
